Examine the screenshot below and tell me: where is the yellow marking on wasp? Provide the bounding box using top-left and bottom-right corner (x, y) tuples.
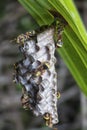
(43, 115), (50, 120)
(57, 92), (61, 99)
(44, 62), (50, 69)
(35, 71), (41, 77)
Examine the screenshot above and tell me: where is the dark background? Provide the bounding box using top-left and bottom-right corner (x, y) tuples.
(0, 0), (87, 130)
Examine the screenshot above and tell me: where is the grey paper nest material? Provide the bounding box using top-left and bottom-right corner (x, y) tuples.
(13, 28), (59, 127)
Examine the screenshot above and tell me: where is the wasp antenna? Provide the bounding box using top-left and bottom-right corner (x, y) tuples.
(53, 128), (58, 130)
(13, 79), (16, 83)
(10, 38), (17, 43)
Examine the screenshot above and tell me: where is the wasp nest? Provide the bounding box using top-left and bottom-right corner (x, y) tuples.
(13, 27), (64, 127)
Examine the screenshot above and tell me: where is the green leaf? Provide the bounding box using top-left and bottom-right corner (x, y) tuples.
(58, 26), (87, 95)
(18, 0), (54, 26)
(65, 26), (87, 68)
(35, 0), (54, 10)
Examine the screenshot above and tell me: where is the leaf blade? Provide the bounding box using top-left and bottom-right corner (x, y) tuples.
(18, 0), (54, 26)
(58, 32), (87, 95)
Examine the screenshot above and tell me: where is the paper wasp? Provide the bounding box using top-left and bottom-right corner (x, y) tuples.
(11, 31), (35, 44)
(43, 113), (53, 128)
(33, 62), (50, 77)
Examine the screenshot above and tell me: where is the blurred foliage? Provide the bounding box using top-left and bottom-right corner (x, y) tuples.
(17, 14), (39, 32)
